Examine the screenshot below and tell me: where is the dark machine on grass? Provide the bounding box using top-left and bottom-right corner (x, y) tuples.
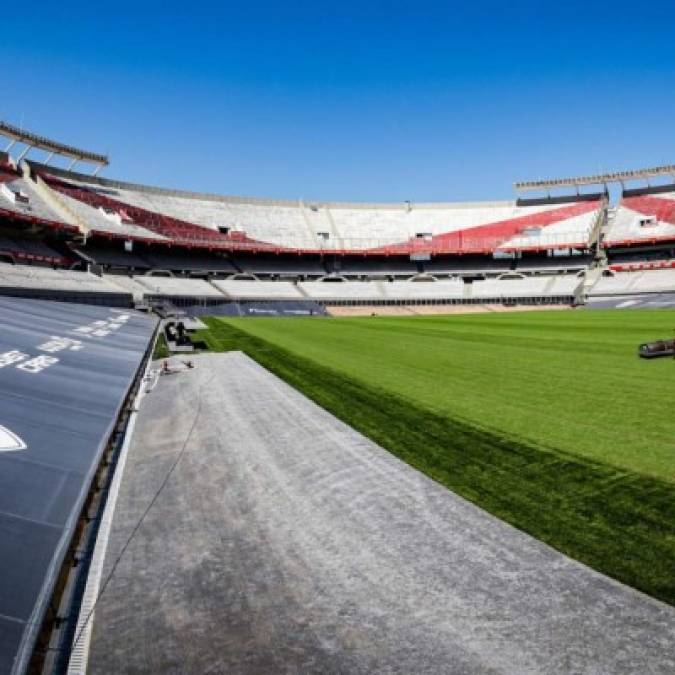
(638, 338), (675, 359)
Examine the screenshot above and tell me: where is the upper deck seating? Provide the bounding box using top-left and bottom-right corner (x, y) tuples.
(499, 208), (598, 251)
(51, 189), (167, 239)
(40, 173), (253, 248)
(367, 200), (601, 255)
(106, 186), (318, 248)
(604, 193), (675, 247)
(39, 169), (598, 253)
(32, 167), (601, 255)
(0, 169), (68, 225)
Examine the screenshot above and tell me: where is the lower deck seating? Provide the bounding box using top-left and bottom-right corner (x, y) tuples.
(0, 262), (131, 305)
(134, 276), (224, 298)
(382, 280), (465, 300)
(472, 275), (581, 299)
(106, 274), (157, 300)
(213, 279), (304, 300)
(1, 264), (588, 305)
(0, 262), (122, 292)
(589, 269), (675, 295)
(298, 280), (387, 301)
(515, 255), (591, 272)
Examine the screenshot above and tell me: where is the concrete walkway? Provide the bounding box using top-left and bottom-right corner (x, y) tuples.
(88, 352), (675, 674)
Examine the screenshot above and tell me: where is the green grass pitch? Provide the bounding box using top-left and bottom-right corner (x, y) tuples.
(194, 309), (675, 605)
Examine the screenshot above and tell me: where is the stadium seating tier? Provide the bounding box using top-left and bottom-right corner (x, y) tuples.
(31, 168), (602, 255)
(604, 193), (675, 247)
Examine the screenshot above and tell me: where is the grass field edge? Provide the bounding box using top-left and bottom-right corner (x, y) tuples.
(197, 317), (675, 606)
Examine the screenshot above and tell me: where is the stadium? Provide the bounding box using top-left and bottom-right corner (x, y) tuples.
(1, 113), (674, 674)
(1, 122), (674, 312)
(6, 9), (675, 672)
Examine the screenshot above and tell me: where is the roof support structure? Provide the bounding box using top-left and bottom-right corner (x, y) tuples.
(16, 145), (33, 162)
(515, 164), (675, 193)
(0, 120), (108, 175)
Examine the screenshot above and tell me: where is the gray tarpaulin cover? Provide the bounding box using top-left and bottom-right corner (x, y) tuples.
(0, 297), (156, 674)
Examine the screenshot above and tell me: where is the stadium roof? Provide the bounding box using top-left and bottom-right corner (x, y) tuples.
(515, 164), (675, 192)
(0, 121), (108, 173)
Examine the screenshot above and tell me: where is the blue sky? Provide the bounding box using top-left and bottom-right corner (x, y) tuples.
(2, 1), (674, 201)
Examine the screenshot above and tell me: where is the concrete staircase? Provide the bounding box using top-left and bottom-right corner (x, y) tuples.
(581, 267), (604, 297)
(325, 207), (345, 249)
(23, 163), (87, 233)
(298, 200), (320, 248)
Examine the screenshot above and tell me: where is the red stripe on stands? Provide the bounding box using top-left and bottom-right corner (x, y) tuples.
(602, 236), (675, 248)
(609, 260), (675, 272)
(621, 195), (675, 226)
(41, 173), (272, 249)
(368, 201), (599, 255)
(0, 206), (79, 234)
(34, 173), (600, 255)
(603, 197), (675, 248)
(0, 169), (21, 185)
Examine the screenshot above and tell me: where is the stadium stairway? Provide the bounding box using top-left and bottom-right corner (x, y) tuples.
(295, 281), (312, 299)
(582, 267), (603, 296)
(298, 200), (321, 247)
(325, 207), (345, 249)
(25, 164), (84, 232)
(542, 275), (558, 296)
